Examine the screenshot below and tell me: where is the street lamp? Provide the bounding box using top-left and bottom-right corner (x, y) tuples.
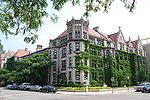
(111, 77), (115, 93)
(127, 77), (130, 92)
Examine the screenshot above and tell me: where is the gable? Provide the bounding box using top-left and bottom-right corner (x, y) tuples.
(117, 31), (126, 44)
(137, 40), (144, 50)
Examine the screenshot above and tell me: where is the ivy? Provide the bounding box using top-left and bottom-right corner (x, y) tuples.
(74, 40), (148, 87)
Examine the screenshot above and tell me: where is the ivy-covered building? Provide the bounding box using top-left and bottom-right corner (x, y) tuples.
(49, 18), (148, 86)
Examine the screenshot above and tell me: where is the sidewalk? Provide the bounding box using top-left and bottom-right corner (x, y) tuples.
(57, 87), (135, 95)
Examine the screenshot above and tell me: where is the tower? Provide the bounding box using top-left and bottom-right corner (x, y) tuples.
(66, 17), (89, 39)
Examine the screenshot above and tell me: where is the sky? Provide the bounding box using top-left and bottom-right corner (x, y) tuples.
(0, 0), (150, 52)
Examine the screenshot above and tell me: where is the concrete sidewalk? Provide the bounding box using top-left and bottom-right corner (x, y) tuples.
(57, 88), (135, 95)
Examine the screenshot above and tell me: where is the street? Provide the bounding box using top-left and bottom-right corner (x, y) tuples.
(0, 88), (150, 100)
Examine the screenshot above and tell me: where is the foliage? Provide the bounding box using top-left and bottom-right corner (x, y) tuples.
(0, 68), (10, 86)
(115, 51), (131, 87)
(104, 55), (118, 86)
(129, 53), (138, 85)
(137, 56), (148, 83)
(0, 0), (136, 43)
(59, 86), (111, 90)
(0, 40), (5, 54)
(5, 56), (17, 71)
(0, 52), (53, 85)
(74, 39), (148, 87)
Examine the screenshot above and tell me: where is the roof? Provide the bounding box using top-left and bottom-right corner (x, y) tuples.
(88, 29), (108, 39)
(131, 40), (138, 48)
(57, 30), (68, 39)
(108, 33), (119, 42)
(13, 49), (32, 57)
(0, 52), (15, 60)
(56, 29), (108, 39)
(21, 48), (49, 58)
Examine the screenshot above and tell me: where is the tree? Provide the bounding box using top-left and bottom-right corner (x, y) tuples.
(0, 40), (5, 54)
(0, 0), (136, 43)
(13, 53), (53, 85)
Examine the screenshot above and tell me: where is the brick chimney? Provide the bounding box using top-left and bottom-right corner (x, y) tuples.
(93, 27), (99, 32)
(36, 45), (43, 51)
(25, 48), (28, 51)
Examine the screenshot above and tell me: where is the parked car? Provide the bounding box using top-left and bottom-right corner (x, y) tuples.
(30, 85), (42, 92)
(6, 84), (13, 89)
(40, 85), (57, 93)
(142, 85), (150, 93)
(11, 83), (21, 90)
(19, 83), (31, 90)
(134, 82), (150, 92)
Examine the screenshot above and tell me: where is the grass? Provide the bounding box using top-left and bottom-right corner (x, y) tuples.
(58, 86), (112, 90)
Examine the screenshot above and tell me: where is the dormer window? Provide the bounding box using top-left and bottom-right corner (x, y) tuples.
(83, 32), (87, 39)
(107, 41), (111, 47)
(53, 41), (56, 46)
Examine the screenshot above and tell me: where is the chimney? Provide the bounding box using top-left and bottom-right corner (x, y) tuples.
(93, 27), (99, 32)
(25, 48), (28, 51)
(36, 45), (43, 51)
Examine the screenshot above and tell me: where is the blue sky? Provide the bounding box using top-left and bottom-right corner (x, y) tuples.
(0, 0), (150, 52)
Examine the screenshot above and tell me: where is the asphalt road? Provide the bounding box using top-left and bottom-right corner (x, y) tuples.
(0, 88), (150, 100)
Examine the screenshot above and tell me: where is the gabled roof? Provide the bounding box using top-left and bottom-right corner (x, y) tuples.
(13, 49), (32, 57)
(88, 29), (108, 39)
(126, 41), (129, 46)
(57, 30), (68, 39)
(131, 40), (138, 48)
(56, 29), (108, 40)
(108, 33), (119, 42)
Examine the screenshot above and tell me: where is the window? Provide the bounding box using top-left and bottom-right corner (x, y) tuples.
(53, 61), (57, 71)
(49, 50), (51, 58)
(91, 59), (97, 68)
(61, 73), (66, 82)
(84, 59), (87, 65)
(130, 49), (133, 53)
(106, 50), (110, 57)
(90, 38), (95, 44)
(69, 57), (72, 66)
(69, 43), (72, 54)
(97, 39), (102, 45)
(53, 49), (57, 59)
(75, 58), (80, 66)
(53, 73), (57, 81)
(92, 72), (96, 80)
(69, 71), (71, 80)
(53, 41), (56, 46)
(98, 49), (101, 56)
(84, 72), (88, 79)
(75, 42), (80, 51)
(139, 50), (143, 55)
(62, 60), (66, 70)
(60, 36), (67, 45)
(107, 41), (111, 47)
(75, 31), (81, 38)
(62, 48), (66, 57)
(76, 71), (80, 80)
(69, 32), (72, 39)
(83, 32), (87, 39)
(119, 43), (124, 50)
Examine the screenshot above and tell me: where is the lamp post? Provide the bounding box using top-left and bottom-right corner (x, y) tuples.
(127, 77), (130, 92)
(85, 77), (89, 93)
(111, 77), (115, 93)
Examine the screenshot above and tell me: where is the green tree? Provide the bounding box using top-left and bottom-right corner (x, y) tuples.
(0, 40), (5, 54)
(14, 53), (53, 85)
(0, 0), (136, 43)
(0, 68), (10, 86)
(5, 56), (17, 71)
